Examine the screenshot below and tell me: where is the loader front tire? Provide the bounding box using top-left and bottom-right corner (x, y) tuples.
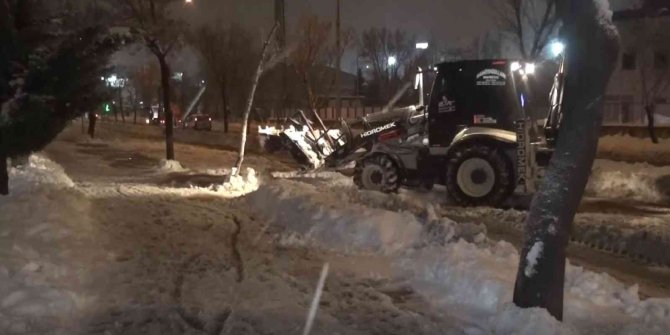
(354, 155), (400, 193)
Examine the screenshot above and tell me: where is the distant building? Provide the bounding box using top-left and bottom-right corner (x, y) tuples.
(605, 7), (670, 125)
(256, 64), (364, 114)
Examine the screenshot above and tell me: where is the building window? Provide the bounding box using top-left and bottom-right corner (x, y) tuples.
(654, 51), (668, 69)
(622, 52), (636, 70)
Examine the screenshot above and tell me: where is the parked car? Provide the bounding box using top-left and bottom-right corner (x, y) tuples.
(184, 114), (212, 131)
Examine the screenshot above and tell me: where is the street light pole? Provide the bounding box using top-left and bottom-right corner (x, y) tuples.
(275, 0), (287, 118)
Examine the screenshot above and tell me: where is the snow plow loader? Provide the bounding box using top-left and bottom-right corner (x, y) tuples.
(260, 59), (565, 207)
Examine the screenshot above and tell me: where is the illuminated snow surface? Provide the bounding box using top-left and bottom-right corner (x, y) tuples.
(2, 132), (670, 334)
(252, 174), (670, 335)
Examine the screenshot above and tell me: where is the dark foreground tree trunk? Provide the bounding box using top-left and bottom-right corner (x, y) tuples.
(0, 151), (8, 196)
(158, 55), (175, 160)
(513, 0), (619, 321)
(88, 111), (97, 138)
(645, 104), (659, 144)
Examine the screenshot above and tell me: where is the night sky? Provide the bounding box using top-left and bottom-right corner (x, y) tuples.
(114, 0), (636, 75)
(184, 0), (496, 45)
(176, 0), (504, 73)
(183, 0), (634, 44)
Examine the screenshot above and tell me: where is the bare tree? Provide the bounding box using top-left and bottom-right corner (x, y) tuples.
(129, 63), (160, 117)
(490, 0), (560, 60)
(359, 28), (415, 103)
(191, 24), (256, 133)
(513, 0), (619, 320)
(629, 4), (670, 143)
(121, 0), (185, 160)
(292, 14), (332, 112)
(125, 85), (139, 124)
(233, 23), (280, 176)
(290, 14), (355, 113)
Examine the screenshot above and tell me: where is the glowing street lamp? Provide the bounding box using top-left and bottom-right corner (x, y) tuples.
(416, 42), (429, 50)
(388, 56), (397, 67)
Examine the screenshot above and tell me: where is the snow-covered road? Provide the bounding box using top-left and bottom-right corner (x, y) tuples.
(1, 122), (669, 334)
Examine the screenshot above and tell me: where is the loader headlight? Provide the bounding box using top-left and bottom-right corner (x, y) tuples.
(550, 41), (565, 57)
(524, 63), (536, 75)
(511, 62), (522, 72)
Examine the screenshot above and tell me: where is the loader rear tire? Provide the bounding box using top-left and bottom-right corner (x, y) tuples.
(354, 155), (400, 193)
(446, 144), (514, 207)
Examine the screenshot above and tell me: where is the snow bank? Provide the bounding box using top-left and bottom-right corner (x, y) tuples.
(250, 174), (670, 333)
(248, 179), (423, 254)
(212, 168), (259, 196)
(156, 159), (185, 173)
(397, 240), (670, 334)
(0, 155), (91, 333)
(4, 155), (75, 197)
(587, 159), (670, 203)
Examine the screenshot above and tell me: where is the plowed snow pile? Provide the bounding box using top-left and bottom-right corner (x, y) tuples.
(587, 159), (670, 203)
(0, 156), (91, 333)
(250, 173), (670, 334)
(248, 179), (422, 253)
(156, 159), (185, 173)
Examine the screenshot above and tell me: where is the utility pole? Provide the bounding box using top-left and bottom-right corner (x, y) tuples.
(335, 0), (342, 118)
(275, 0), (287, 118)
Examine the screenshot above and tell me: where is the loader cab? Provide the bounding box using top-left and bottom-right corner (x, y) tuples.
(426, 60), (524, 148)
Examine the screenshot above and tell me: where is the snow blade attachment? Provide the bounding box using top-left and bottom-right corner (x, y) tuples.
(258, 110), (346, 170)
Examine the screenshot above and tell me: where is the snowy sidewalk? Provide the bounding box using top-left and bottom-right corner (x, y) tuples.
(0, 144), (467, 334)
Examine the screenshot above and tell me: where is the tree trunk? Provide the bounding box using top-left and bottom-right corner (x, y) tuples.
(88, 111), (97, 138)
(158, 55), (175, 160)
(234, 23), (278, 176)
(11, 155), (28, 168)
(221, 81), (229, 133)
(512, 0), (619, 321)
(119, 88), (125, 123)
(645, 104), (659, 144)
(0, 151), (8, 196)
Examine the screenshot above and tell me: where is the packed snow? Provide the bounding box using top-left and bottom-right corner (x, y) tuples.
(4, 124), (670, 334)
(587, 159), (670, 203)
(250, 172), (670, 334)
(525, 241), (544, 278)
(248, 179), (423, 254)
(156, 159), (185, 173)
(215, 167), (259, 195)
(0, 155), (89, 333)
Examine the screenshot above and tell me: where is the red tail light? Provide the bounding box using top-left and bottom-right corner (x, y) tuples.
(379, 129), (401, 142)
